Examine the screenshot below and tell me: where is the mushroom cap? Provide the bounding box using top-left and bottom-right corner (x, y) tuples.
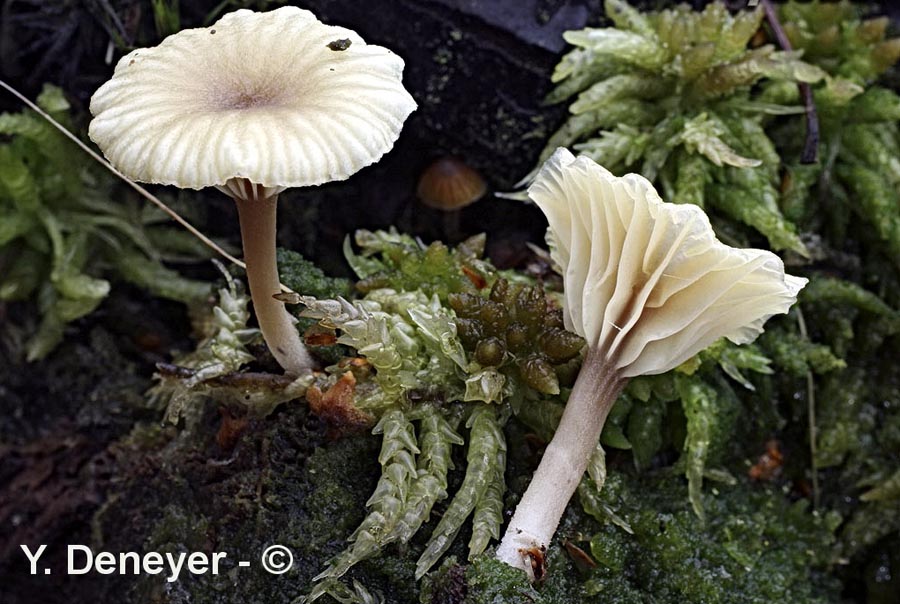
(529, 148), (807, 378)
(89, 7), (417, 190)
(417, 157), (487, 211)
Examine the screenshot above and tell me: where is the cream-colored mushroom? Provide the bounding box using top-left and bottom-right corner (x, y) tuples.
(89, 7), (416, 375)
(495, 148), (806, 578)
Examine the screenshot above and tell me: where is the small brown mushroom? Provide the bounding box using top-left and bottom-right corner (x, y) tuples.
(417, 157), (487, 211)
(417, 157), (487, 240)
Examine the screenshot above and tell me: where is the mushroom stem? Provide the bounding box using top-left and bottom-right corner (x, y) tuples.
(496, 346), (625, 579)
(234, 190), (313, 375)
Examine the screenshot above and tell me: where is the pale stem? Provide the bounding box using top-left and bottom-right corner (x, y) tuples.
(496, 346), (625, 579)
(234, 192), (313, 375)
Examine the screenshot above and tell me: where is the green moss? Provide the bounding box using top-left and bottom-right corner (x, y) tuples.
(537, 0), (826, 255)
(277, 247), (353, 363)
(277, 248), (353, 301)
(759, 330), (845, 377)
(0, 85), (212, 360)
(457, 471), (841, 604)
(463, 556), (539, 604)
(766, 3), (900, 274)
(779, 1), (900, 84)
(449, 278), (584, 397)
(626, 480), (826, 601)
(304, 438), (377, 550)
(625, 397), (665, 470)
(345, 229), (494, 303)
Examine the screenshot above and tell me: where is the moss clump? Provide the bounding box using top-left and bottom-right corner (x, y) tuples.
(345, 229), (494, 302)
(463, 556), (539, 604)
(764, 1), (900, 271)
(536, 0), (833, 256)
(277, 248), (354, 301)
(584, 474), (840, 603)
(449, 278), (584, 396)
(779, 0), (900, 83)
(455, 472), (841, 604)
(299, 235), (590, 589)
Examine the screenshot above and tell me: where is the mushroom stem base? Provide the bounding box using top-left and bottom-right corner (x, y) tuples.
(496, 346), (625, 579)
(234, 189), (313, 375)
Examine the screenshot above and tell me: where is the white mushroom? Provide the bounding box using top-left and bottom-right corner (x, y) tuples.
(495, 148), (806, 578)
(89, 7), (417, 374)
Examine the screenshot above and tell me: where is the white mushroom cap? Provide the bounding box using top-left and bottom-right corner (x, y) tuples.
(529, 148), (807, 378)
(89, 7), (417, 190)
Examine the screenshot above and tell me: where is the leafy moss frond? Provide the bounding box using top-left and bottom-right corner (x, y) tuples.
(780, 0), (900, 84)
(535, 0), (825, 255)
(416, 404), (507, 577)
(316, 408), (421, 580)
(303, 576), (386, 604)
(391, 406), (464, 545)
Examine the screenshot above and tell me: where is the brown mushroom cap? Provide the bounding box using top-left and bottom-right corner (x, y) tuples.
(89, 7), (417, 190)
(416, 157), (487, 211)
